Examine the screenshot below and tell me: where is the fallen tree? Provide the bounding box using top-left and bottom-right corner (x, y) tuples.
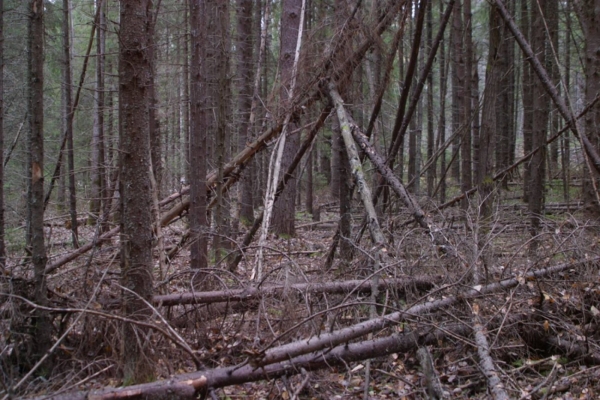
(99, 276), (436, 309)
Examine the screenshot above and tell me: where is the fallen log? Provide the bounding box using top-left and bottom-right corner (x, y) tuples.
(100, 276), (436, 309)
(38, 320), (476, 400)
(253, 257), (598, 367)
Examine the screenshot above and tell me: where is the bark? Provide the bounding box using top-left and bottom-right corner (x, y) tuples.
(102, 276), (435, 308)
(272, 0), (303, 237)
(347, 112), (455, 254)
(189, 0), (208, 271)
(0, 0), (5, 270)
(578, 0), (600, 213)
(477, 2), (501, 220)
(426, 0), (435, 197)
(461, 0), (473, 206)
(236, 0), (255, 226)
(63, 0), (79, 248)
(40, 322), (477, 400)
(28, 0), (51, 363)
(90, 0), (106, 224)
(450, 0), (464, 183)
(529, 0), (549, 245)
(119, 0), (155, 383)
(329, 84), (387, 248)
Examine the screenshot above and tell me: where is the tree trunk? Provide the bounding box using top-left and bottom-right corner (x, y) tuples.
(521, 0), (533, 202)
(529, 0), (549, 246)
(0, 0), (5, 271)
(461, 0), (472, 207)
(189, 0), (208, 271)
(64, 0), (79, 248)
(28, 0), (52, 366)
(118, 0), (155, 383)
(272, 0), (303, 237)
(90, 0), (106, 225)
(478, 2), (501, 221)
(579, 0), (600, 214)
(236, 0), (255, 226)
(450, 0), (463, 184)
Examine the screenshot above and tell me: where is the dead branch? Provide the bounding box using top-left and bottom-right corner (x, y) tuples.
(347, 112), (454, 254)
(37, 318), (476, 400)
(254, 258), (597, 367)
(329, 83), (387, 248)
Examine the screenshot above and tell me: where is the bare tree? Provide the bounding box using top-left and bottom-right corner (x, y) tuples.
(28, 0), (51, 364)
(272, 0), (303, 237)
(189, 0), (208, 271)
(118, 0), (155, 383)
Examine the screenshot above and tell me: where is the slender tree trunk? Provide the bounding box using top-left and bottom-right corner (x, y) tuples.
(478, 2), (501, 221)
(119, 0), (155, 383)
(426, 0), (435, 197)
(189, 0), (208, 271)
(562, 0), (571, 204)
(521, 0), (533, 202)
(579, 0), (600, 214)
(451, 0), (463, 184)
(438, 0), (448, 203)
(64, 0), (79, 248)
(461, 0), (472, 207)
(529, 0), (549, 246)
(183, 0), (190, 183)
(0, 0), (6, 270)
(272, 0), (303, 237)
(90, 0), (106, 224)
(29, 0), (52, 365)
(148, 4), (162, 199)
(495, 0), (515, 189)
(212, 0), (230, 257)
(236, 0), (255, 226)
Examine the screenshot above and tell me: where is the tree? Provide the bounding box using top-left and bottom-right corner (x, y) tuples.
(529, 0), (550, 245)
(236, 0), (255, 226)
(63, 0), (78, 247)
(0, 0), (5, 271)
(118, 0), (155, 383)
(28, 0), (52, 365)
(189, 0), (208, 271)
(272, 0), (303, 237)
(90, 0), (106, 225)
(579, 0), (600, 214)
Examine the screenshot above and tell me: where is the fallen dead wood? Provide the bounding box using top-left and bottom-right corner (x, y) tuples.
(100, 276), (436, 309)
(253, 257), (598, 367)
(38, 319), (477, 400)
(346, 110), (454, 254)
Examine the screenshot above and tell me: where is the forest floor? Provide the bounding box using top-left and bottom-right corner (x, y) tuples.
(2, 193), (600, 399)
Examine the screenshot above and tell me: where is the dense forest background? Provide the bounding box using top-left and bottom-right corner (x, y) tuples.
(2, 0), (600, 398)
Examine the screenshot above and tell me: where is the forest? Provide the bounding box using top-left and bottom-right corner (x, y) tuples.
(1, 0), (600, 398)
